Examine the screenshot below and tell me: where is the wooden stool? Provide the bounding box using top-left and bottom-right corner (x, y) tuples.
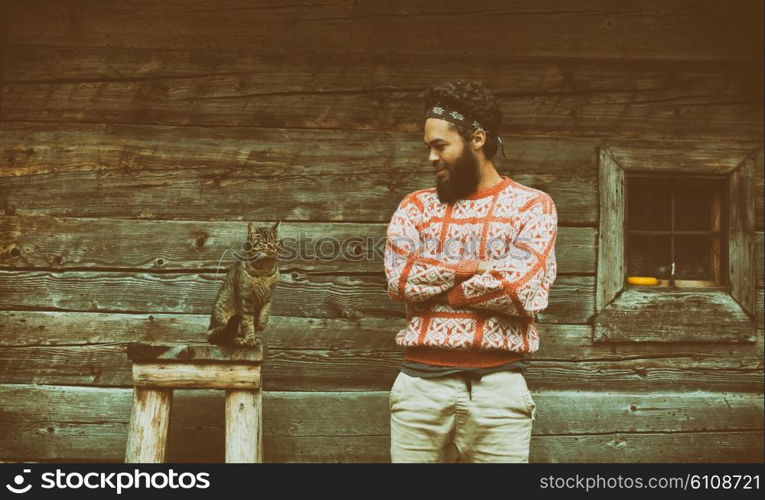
(124, 342), (263, 463)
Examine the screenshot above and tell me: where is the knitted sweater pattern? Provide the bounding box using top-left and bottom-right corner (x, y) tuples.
(384, 176), (558, 355)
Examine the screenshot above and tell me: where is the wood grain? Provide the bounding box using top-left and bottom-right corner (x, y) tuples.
(4, 44), (762, 86)
(0, 123), (600, 178)
(3, 310), (760, 363)
(729, 151), (759, 318)
(0, 340), (761, 392)
(596, 148), (625, 311)
(0, 167), (595, 225)
(531, 432), (763, 463)
(124, 387), (172, 463)
(594, 289), (756, 343)
(0, 216), (596, 274)
(1, 385), (761, 462)
(758, 231), (764, 289)
(2, 55), (760, 139)
(7, 0), (761, 61)
(132, 362), (261, 390)
(0, 270), (594, 323)
(224, 389), (262, 463)
(606, 141), (761, 175)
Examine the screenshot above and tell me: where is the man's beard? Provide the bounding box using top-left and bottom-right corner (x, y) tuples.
(436, 144), (482, 204)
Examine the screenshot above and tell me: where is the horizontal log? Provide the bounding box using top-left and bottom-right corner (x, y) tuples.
(526, 363), (763, 393)
(5, 44), (764, 89)
(2, 54), (760, 139)
(0, 270), (594, 323)
(0, 122), (599, 179)
(0, 311), (407, 350)
(0, 216), (596, 274)
(2, 127), (759, 236)
(6, 0), (761, 61)
(538, 324), (764, 368)
(2, 385), (763, 440)
(605, 141), (762, 174)
(0, 167), (595, 225)
(0, 124), (599, 224)
(0, 343), (401, 389)
(2, 310), (761, 364)
(5, 429), (760, 463)
(0, 385), (761, 462)
(1, 310), (759, 391)
(132, 362), (261, 389)
(0, 340), (760, 392)
(533, 431), (763, 463)
(594, 289), (756, 343)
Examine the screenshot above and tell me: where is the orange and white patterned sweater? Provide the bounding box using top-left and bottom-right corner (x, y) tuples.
(384, 176), (558, 367)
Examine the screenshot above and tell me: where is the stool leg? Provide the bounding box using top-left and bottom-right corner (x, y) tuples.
(225, 389), (262, 463)
(125, 387), (173, 463)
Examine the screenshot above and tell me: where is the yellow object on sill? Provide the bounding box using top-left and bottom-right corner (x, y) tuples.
(626, 276), (659, 286)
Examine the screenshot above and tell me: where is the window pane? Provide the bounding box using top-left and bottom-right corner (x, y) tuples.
(627, 234), (671, 280)
(674, 235), (712, 280)
(675, 184), (714, 231)
(627, 178), (671, 230)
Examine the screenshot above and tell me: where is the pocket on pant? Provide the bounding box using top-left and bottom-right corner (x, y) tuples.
(389, 372), (406, 407)
(523, 389), (537, 421)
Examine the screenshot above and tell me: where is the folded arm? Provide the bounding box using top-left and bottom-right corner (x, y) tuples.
(384, 195), (479, 303)
(445, 195), (558, 318)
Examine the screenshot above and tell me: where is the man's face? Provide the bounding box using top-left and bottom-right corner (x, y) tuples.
(423, 117), (481, 204)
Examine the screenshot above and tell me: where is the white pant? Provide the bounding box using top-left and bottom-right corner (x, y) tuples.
(389, 370), (536, 463)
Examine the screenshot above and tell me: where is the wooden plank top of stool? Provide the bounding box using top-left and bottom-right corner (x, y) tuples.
(127, 342), (263, 364)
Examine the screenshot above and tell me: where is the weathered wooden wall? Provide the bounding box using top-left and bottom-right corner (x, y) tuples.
(0, 0), (762, 462)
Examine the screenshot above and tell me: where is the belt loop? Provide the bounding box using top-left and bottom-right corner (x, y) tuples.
(463, 374), (472, 400)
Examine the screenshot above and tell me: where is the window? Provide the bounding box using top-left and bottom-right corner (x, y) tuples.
(594, 145), (759, 343)
(626, 175), (728, 289)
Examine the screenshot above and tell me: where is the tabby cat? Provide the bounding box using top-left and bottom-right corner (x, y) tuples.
(207, 221), (280, 347)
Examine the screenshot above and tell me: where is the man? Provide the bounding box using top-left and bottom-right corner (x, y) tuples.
(383, 79), (558, 463)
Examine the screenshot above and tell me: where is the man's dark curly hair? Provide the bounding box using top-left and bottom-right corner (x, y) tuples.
(424, 79), (502, 159)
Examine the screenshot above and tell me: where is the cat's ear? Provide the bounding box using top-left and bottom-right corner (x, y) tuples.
(271, 220), (281, 233)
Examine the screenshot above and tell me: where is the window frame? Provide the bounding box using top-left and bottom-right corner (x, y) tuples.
(594, 144), (759, 343)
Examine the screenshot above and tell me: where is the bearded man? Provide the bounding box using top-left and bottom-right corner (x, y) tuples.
(384, 79), (558, 463)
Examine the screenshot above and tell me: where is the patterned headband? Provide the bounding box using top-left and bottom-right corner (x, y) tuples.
(425, 104), (485, 131)
(425, 104), (506, 158)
